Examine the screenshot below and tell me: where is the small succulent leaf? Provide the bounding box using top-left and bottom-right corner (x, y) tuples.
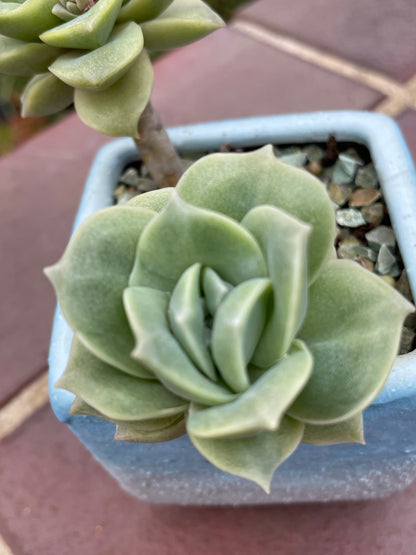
(40, 0), (123, 49)
(75, 0), (90, 10)
(0, 0), (60, 42)
(211, 278), (272, 393)
(127, 188), (174, 212)
(70, 394), (187, 441)
(114, 414), (186, 442)
(242, 205), (311, 367)
(140, 0), (224, 51)
(67, 2), (81, 14)
(189, 416), (304, 492)
(57, 336), (188, 421)
(0, 36), (62, 76)
(69, 396), (103, 416)
(288, 260), (414, 424)
(168, 263), (217, 380)
(49, 22), (144, 91)
(74, 48), (153, 137)
(202, 267), (233, 316)
(187, 340), (313, 439)
(44, 206), (156, 377)
(52, 4), (77, 21)
(177, 146), (335, 283)
(117, 0), (173, 23)
(302, 412), (364, 446)
(21, 72), (73, 116)
(124, 286), (236, 405)
(129, 192), (267, 292)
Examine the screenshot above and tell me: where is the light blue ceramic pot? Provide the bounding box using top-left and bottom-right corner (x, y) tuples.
(48, 111), (416, 505)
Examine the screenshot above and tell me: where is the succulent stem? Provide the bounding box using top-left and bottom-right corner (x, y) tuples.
(134, 102), (184, 188)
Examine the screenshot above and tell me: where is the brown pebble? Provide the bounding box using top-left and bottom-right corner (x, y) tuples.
(308, 160), (323, 176)
(349, 188), (381, 207)
(328, 182), (352, 205)
(379, 275), (396, 287)
(361, 203), (384, 226)
(356, 257), (374, 272)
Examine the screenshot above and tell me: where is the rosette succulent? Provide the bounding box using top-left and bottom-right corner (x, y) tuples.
(0, 0), (223, 136)
(45, 147), (413, 491)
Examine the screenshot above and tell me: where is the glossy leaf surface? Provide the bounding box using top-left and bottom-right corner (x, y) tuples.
(75, 49), (153, 137)
(129, 193), (267, 291)
(49, 22), (143, 90)
(0, 35), (62, 75)
(189, 416), (304, 492)
(57, 337), (188, 421)
(177, 145), (335, 283)
(289, 260), (414, 424)
(141, 0), (224, 50)
(45, 206), (156, 377)
(21, 72), (73, 116)
(40, 0), (123, 49)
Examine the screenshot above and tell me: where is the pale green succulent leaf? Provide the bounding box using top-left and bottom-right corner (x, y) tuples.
(288, 260), (414, 424)
(74, 48), (153, 137)
(45, 206), (156, 378)
(49, 22), (143, 91)
(177, 145), (335, 283)
(302, 412), (364, 446)
(188, 340), (313, 439)
(40, 0), (122, 49)
(242, 205), (311, 367)
(211, 278), (272, 393)
(189, 416), (304, 492)
(114, 414), (186, 442)
(57, 336), (188, 421)
(0, 0), (60, 42)
(21, 72), (73, 116)
(0, 36), (62, 75)
(117, 0), (173, 24)
(69, 396), (104, 417)
(69, 393), (187, 442)
(127, 187), (174, 212)
(140, 0), (224, 51)
(52, 4), (77, 21)
(124, 286), (236, 405)
(168, 263), (217, 381)
(202, 267), (232, 316)
(129, 192), (267, 292)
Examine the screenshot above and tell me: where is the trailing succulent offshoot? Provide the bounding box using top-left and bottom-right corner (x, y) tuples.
(45, 147), (414, 491)
(0, 0), (224, 137)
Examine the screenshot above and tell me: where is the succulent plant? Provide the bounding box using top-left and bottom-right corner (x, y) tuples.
(45, 147), (413, 491)
(0, 0), (223, 136)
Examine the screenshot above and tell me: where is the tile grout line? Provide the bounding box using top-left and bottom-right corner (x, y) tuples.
(0, 372), (49, 441)
(0, 535), (14, 555)
(374, 75), (416, 116)
(231, 18), (416, 116)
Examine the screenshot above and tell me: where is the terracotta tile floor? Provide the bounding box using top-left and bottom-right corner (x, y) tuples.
(2, 1), (416, 553)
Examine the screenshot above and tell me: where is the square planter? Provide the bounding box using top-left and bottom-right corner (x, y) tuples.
(48, 111), (416, 505)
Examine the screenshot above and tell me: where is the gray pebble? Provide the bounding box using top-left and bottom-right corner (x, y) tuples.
(365, 226), (396, 252)
(336, 208), (367, 227)
(361, 203), (384, 226)
(355, 163), (379, 189)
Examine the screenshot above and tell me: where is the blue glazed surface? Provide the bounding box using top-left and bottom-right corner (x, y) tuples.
(48, 111), (416, 504)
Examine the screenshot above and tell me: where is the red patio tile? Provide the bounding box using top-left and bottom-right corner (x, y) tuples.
(1, 405), (416, 554)
(152, 28), (383, 126)
(238, 0), (416, 82)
